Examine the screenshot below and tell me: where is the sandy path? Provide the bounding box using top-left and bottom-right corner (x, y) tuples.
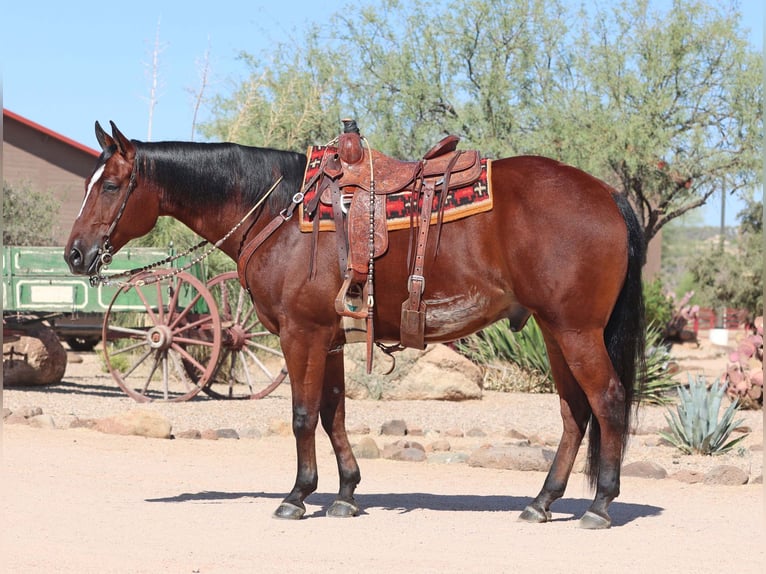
(2, 339), (764, 573)
(2, 422), (764, 574)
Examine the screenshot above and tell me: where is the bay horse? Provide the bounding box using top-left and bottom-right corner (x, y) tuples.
(65, 121), (645, 529)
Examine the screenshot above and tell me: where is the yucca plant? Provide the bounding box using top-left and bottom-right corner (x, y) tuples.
(659, 375), (749, 455)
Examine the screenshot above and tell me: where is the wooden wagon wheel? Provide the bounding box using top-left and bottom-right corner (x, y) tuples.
(101, 270), (222, 402)
(197, 271), (288, 400)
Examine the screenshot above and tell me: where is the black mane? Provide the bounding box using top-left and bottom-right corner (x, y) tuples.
(134, 141), (307, 214)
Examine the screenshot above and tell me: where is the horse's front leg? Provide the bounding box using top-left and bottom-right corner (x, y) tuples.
(273, 337), (328, 520)
(319, 348), (361, 517)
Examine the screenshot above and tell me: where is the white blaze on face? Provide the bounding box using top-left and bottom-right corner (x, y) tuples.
(78, 164), (106, 219)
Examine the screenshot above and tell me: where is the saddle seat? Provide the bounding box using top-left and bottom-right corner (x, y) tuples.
(318, 139), (481, 203)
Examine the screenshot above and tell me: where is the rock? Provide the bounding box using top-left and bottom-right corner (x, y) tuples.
(239, 428), (262, 439)
(703, 465), (749, 486)
(428, 452), (469, 464)
(671, 469), (705, 484)
(467, 444), (555, 472)
(444, 428), (464, 438)
(391, 345), (482, 400)
(94, 409), (172, 439)
(28, 414), (56, 429)
(427, 439), (452, 452)
(3, 324), (67, 386)
(622, 461), (668, 479)
(383, 441), (427, 462)
(380, 419), (408, 436)
(70, 418), (97, 429)
(201, 429), (219, 440)
(5, 412), (30, 425)
(352, 437), (380, 459)
(346, 423), (370, 435)
(3, 407), (12, 420)
(216, 428), (240, 439)
(466, 427), (486, 437)
(344, 344), (482, 400)
(175, 429), (202, 439)
(16, 406), (43, 418)
(504, 428), (527, 440)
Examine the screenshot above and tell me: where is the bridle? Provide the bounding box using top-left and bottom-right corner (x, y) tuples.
(88, 155), (285, 288)
(91, 158), (139, 282)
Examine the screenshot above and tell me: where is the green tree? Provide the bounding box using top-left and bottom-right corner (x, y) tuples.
(2, 180), (60, 246)
(688, 195), (763, 315)
(201, 0), (762, 251)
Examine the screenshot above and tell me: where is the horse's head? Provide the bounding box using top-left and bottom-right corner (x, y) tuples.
(64, 122), (160, 277)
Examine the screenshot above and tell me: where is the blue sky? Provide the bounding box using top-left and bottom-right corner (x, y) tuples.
(2, 0), (762, 226)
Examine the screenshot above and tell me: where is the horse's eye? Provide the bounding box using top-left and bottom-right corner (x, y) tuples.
(102, 181), (120, 194)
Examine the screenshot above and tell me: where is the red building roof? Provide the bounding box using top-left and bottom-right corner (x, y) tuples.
(3, 108), (99, 157)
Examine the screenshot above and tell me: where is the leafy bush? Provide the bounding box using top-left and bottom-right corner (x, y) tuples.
(3, 180), (60, 245)
(659, 375), (749, 455)
(644, 278), (675, 330)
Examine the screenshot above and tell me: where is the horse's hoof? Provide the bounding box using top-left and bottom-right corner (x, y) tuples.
(273, 502), (306, 520)
(579, 510), (611, 529)
(327, 499), (360, 518)
(518, 505), (551, 523)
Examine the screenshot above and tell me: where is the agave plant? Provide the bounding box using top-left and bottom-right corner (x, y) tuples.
(659, 375), (749, 455)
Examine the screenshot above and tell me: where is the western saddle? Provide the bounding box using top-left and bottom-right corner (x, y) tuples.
(303, 119), (482, 369)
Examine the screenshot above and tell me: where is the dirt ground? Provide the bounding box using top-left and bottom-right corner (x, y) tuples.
(2, 333), (764, 573)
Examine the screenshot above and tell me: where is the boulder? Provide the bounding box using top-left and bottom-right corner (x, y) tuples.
(3, 324), (67, 386)
(467, 444), (555, 472)
(344, 344), (482, 401)
(94, 409), (172, 439)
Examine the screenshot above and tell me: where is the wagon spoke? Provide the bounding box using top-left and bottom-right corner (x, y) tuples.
(140, 351), (164, 396)
(122, 348), (154, 378)
(246, 339), (284, 357)
(132, 282), (160, 325)
(243, 345), (275, 379)
(106, 325), (149, 338)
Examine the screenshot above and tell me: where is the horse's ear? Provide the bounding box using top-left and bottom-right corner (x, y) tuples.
(109, 121), (135, 160)
(95, 121), (114, 151)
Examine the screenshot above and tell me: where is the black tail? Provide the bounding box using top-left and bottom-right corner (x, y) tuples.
(585, 193), (647, 486)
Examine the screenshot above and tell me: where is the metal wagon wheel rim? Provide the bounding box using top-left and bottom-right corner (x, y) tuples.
(198, 271), (287, 400)
(101, 270), (222, 402)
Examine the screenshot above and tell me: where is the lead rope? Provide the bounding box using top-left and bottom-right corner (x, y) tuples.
(90, 175), (284, 287)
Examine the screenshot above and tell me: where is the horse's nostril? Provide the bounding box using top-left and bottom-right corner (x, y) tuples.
(68, 247), (83, 267)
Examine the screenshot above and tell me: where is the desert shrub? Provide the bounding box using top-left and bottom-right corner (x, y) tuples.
(659, 375), (749, 455)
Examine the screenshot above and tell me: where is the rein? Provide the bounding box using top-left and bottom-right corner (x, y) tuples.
(89, 172), (284, 287)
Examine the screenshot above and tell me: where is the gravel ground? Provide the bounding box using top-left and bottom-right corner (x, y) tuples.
(3, 344), (763, 480)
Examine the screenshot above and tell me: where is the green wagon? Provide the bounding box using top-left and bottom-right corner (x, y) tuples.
(3, 246), (285, 402)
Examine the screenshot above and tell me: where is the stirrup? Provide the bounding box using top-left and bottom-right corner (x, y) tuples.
(334, 275), (369, 319)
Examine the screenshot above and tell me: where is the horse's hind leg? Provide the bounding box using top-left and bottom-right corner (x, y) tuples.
(519, 330), (591, 524)
(319, 349), (362, 517)
(558, 329), (627, 529)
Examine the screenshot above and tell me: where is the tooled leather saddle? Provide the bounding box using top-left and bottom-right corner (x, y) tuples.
(302, 119), (483, 366)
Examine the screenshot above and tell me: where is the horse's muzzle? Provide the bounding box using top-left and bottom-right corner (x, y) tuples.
(64, 241), (100, 276)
